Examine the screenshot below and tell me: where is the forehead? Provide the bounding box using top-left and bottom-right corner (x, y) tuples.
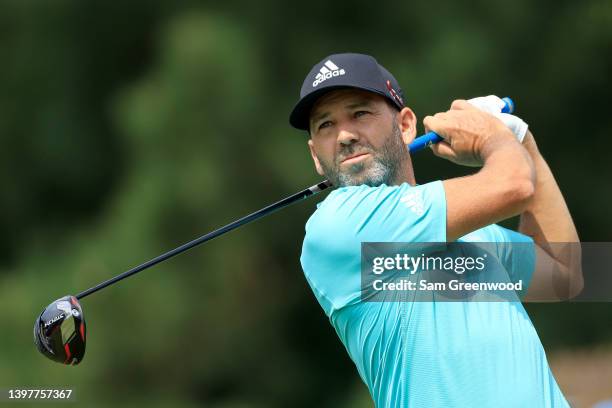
(310, 89), (387, 121)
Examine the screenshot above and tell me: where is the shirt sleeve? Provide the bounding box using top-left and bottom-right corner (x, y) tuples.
(492, 226), (536, 298)
(312, 181), (447, 243)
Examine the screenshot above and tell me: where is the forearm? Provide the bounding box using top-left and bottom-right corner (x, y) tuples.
(518, 131), (580, 269)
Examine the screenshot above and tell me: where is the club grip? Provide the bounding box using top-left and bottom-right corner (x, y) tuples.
(408, 97), (514, 152)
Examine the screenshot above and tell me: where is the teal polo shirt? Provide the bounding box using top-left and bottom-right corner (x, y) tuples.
(300, 181), (569, 407)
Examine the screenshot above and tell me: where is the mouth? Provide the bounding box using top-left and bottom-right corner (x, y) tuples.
(341, 152), (371, 165)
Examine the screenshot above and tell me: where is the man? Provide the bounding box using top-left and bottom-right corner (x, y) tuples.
(290, 53), (582, 407)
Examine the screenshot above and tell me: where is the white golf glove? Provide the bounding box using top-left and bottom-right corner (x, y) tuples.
(467, 95), (528, 143)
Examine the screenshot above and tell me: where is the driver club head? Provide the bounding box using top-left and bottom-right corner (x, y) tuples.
(34, 295), (86, 365)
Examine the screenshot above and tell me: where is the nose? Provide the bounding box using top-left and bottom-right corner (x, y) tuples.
(337, 127), (359, 146)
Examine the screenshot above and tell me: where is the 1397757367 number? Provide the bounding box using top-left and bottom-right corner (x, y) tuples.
(7, 389), (73, 400)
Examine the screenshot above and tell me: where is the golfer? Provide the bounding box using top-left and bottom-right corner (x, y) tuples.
(291, 53), (582, 407)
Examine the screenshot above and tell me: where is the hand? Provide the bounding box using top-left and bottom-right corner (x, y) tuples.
(423, 99), (519, 167)
(467, 95), (529, 142)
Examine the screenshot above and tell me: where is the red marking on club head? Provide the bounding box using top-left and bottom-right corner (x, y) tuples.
(80, 322), (85, 341)
(70, 297), (78, 307)
(63, 343), (72, 364)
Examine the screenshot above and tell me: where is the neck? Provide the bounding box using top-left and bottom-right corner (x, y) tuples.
(392, 156), (416, 186)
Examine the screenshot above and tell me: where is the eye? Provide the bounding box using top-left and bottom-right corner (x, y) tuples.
(318, 121), (332, 130)
(354, 110), (370, 118)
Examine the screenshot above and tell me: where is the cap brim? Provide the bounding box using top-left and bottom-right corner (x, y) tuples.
(289, 85), (396, 131)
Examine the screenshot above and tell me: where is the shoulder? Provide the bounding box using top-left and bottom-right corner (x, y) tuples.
(304, 181), (446, 244)
(309, 181), (444, 224)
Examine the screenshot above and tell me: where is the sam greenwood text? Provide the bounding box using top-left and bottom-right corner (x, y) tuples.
(372, 279), (524, 292)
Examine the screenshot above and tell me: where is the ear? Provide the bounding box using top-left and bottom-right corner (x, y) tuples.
(398, 107), (417, 145)
(308, 139), (325, 176)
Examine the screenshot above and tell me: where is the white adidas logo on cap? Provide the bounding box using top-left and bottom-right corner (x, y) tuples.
(312, 60), (346, 87)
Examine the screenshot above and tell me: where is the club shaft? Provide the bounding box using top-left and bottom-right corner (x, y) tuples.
(76, 180), (332, 299)
(76, 97), (515, 300)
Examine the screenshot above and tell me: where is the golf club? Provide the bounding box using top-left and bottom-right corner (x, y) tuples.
(33, 97), (515, 365)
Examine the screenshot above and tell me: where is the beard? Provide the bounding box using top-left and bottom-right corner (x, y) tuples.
(319, 120), (408, 187)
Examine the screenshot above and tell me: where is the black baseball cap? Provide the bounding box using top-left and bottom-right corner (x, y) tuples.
(289, 53), (405, 131)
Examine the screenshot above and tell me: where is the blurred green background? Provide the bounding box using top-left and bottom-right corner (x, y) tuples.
(1, 0), (611, 407)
